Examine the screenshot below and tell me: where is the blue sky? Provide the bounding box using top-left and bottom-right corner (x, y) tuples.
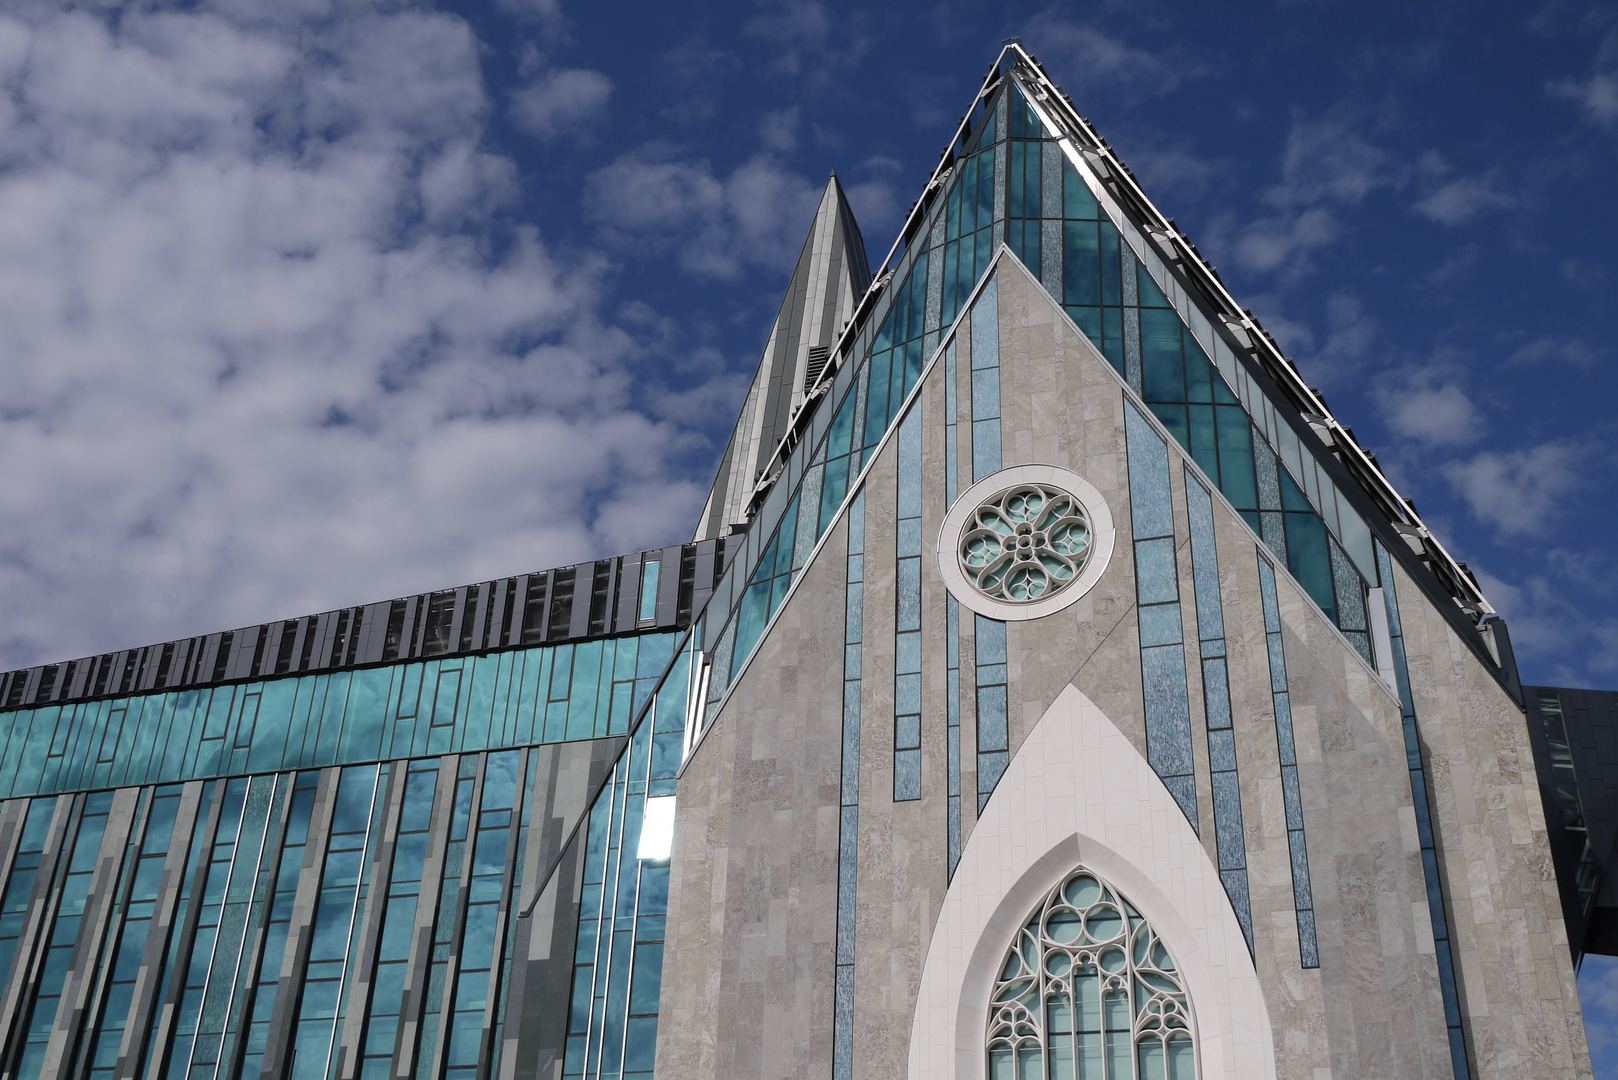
(0, 0), (1614, 1065)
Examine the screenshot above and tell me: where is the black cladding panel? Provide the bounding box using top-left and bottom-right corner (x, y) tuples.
(1525, 684), (1618, 960)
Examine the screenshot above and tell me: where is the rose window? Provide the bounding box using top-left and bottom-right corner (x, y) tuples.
(959, 484), (1092, 605)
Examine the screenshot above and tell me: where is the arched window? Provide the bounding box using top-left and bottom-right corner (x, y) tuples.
(987, 867), (1195, 1080)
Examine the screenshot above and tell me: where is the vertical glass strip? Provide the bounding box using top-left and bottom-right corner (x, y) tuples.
(239, 771), (317, 1078)
(974, 616), (1008, 814)
(1185, 479), (1252, 949)
(1123, 403), (1197, 827)
(1376, 543), (1471, 1078)
(0, 797), (58, 986)
(14, 792), (113, 1080)
(894, 409), (923, 802)
(360, 759), (438, 1078)
(833, 489), (864, 1080)
(86, 787), (182, 1080)
(562, 692), (671, 1080)
(969, 274), (1001, 483)
(1256, 558), (1319, 969)
(289, 765), (380, 1080)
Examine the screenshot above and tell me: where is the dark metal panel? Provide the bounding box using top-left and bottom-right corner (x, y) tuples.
(655, 546), (682, 627)
(398, 596), (421, 662)
(409, 595), (429, 659)
(65, 661), (92, 703)
(468, 582), (492, 653)
(20, 665), (44, 708)
(195, 636), (221, 688)
(508, 576), (531, 648)
(162, 640), (189, 689)
(486, 580), (510, 651)
(567, 568), (593, 640)
(690, 540), (719, 619)
(287, 616), (312, 673)
(615, 555), (643, 634)
(445, 587), (469, 658)
(359, 604), (390, 666)
(136, 646), (162, 694)
(38, 787), (139, 1080)
(307, 612), (336, 672)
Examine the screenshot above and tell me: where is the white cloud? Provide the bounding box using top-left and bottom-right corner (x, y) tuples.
(1413, 172), (1516, 226)
(1234, 114), (1402, 278)
(1266, 115), (1398, 211)
(1021, 16), (1207, 99)
(1550, 28), (1618, 129)
(1508, 336), (1606, 367)
(584, 145), (839, 278)
(1441, 442), (1586, 536)
(1378, 381), (1483, 447)
(758, 107), (800, 153)
(510, 68), (612, 139)
(1233, 206), (1340, 275)
(744, 0), (867, 81)
(0, 5), (714, 669)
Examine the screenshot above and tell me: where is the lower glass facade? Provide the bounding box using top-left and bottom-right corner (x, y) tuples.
(0, 736), (660, 1080)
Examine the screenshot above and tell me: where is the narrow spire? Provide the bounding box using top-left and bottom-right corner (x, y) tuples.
(692, 175), (871, 541)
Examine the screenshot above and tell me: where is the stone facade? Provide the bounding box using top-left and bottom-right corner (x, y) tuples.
(658, 251), (1591, 1080)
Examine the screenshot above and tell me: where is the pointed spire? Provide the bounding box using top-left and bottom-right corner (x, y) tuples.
(692, 175), (871, 541)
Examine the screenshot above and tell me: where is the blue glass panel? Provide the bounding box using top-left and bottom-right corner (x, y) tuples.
(1133, 539), (1179, 606)
(1123, 404), (1173, 539)
(1137, 603), (1182, 648)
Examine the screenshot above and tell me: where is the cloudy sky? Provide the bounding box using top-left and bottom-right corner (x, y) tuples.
(0, 0), (1615, 1059)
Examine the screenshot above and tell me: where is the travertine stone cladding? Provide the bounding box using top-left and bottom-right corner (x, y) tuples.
(989, 258), (1143, 787)
(1264, 554), (1451, 1076)
(849, 376), (941, 1080)
(656, 516), (851, 1080)
(1392, 559), (1592, 1079)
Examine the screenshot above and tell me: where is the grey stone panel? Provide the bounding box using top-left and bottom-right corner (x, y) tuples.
(657, 512), (851, 1080)
(1394, 562), (1592, 1079)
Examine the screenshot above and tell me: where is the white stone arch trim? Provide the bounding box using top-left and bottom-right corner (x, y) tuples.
(908, 685), (1275, 1080)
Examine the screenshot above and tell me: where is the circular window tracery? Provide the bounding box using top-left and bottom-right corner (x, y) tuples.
(987, 866), (1195, 1080)
(937, 465), (1115, 622)
(959, 483), (1092, 604)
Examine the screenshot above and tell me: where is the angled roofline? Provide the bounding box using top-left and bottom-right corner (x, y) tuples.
(770, 43), (1493, 638)
(994, 44), (1494, 622)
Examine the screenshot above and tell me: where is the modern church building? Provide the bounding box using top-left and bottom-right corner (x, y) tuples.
(0, 43), (1609, 1080)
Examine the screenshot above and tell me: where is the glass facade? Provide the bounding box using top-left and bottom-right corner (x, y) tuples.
(0, 634), (676, 801)
(0, 619), (689, 1080)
